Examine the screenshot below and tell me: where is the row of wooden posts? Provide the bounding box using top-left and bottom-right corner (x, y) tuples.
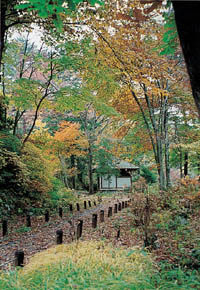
(1, 199), (98, 237)
(13, 200), (129, 267)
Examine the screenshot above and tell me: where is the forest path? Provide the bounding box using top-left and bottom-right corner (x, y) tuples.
(0, 197), (131, 270)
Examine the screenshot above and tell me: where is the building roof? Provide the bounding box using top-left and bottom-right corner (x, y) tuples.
(114, 159), (139, 169)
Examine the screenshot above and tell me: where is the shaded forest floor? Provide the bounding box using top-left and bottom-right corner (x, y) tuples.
(0, 192), (200, 277)
(0, 196), (131, 270)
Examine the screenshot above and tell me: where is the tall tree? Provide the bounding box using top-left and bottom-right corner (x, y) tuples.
(80, 0), (193, 189)
(172, 1), (200, 118)
(79, 105), (110, 194)
(0, 0), (103, 130)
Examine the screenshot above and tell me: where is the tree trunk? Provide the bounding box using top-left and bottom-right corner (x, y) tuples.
(0, 4), (6, 73)
(180, 149), (183, 178)
(0, 4), (8, 128)
(198, 154), (200, 175)
(131, 89), (168, 191)
(88, 142), (94, 195)
(184, 152), (189, 177)
(164, 105), (170, 187)
(59, 154), (69, 188)
(172, 1), (200, 118)
(70, 155), (76, 189)
(155, 130), (166, 191)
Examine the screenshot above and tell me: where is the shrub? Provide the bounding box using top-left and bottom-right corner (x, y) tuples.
(0, 148), (30, 217)
(141, 166), (157, 184)
(0, 142), (55, 216)
(0, 130), (22, 153)
(48, 177), (77, 208)
(21, 142), (53, 196)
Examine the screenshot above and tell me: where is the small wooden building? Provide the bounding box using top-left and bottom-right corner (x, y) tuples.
(98, 160), (139, 191)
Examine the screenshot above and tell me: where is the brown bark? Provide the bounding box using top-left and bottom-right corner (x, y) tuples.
(172, 1), (200, 118)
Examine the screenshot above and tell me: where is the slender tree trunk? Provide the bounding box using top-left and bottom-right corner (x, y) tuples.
(88, 142), (94, 195)
(184, 152), (189, 177)
(198, 154), (200, 175)
(59, 154), (69, 188)
(0, 5), (7, 129)
(70, 155), (76, 189)
(22, 53), (53, 145)
(0, 57), (7, 130)
(13, 110), (20, 135)
(157, 137), (166, 191)
(0, 4), (6, 75)
(164, 104), (170, 187)
(180, 149), (183, 178)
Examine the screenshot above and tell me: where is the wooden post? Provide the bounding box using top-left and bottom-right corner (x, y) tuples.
(26, 215), (31, 227)
(88, 200), (91, 207)
(100, 210), (104, 222)
(76, 203), (80, 211)
(56, 229), (63, 244)
(122, 201), (125, 209)
(2, 220), (8, 236)
(15, 250), (24, 267)
(45, 210), (49, 222)
(84, 201), (87, 209)
(59, 207), (63, 218)
(92, 214), (97, 228)
(114, 204), (118, 214)
(116, 227), (120, 240)
(77, 220), (83, 239)
(108, 207), (112, 217)
(118, 203), (121, 211)
(69, 204), (73, 212)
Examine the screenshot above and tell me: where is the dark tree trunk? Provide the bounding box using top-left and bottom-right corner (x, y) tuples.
(180, 150), (183, 178)
(0, 5), (7, 129)
(172, 1), (200, 118)
(184, 152), (189, 177)
(0, 4), (6, 71)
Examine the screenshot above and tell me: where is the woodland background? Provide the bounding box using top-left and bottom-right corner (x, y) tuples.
(0, 0), (199, 289)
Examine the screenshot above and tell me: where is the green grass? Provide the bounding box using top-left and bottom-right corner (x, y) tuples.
(1, 241), (199, 290)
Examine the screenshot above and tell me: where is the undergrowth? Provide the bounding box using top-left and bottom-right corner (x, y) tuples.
(0, 241), (199, 289)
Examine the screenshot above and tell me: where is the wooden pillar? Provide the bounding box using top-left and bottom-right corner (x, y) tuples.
(59, 207), (63, 218)
(15, 250), (24, 267)
(26, 215), (31, 227)
(116, 227), (120, 240)
(56, 229), (63, 244)
(77, 220), (83, 239)
(92, 214), (97, 228)
(2, 220), (8, 236)
(114, 204), (118, 213)
(45, 210), (49, 222)
(100, 210), (104, 222)
(108, 207), (112, 217)
(76, 203), (80, 211)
